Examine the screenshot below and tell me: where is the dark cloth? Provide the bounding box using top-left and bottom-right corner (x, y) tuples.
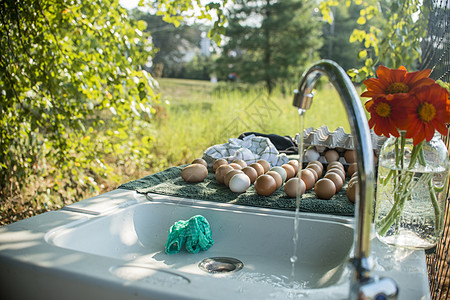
(238, 132), (298, 155)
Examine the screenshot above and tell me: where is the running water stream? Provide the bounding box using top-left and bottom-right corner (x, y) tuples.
(290, 109), (306, 282)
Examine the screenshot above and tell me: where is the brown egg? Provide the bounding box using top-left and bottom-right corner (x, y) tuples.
(254, 174), (277, 196)
(300, 169), (315, 190)
(347, 180), (359, 203)
(307, 160), (323, 173)
(229, 163), (243, 170)
(327, 167), (345, 181)
(215, 164), (234, 184)
(266, 170), (283, 189)
(314, 178), (336, 200)
(256, 159), (271, 173)
(348, 163), (358, 177)
(249, 163), (265, 177)
(191, 158), (207, 168)
(242, 166), (258, 184)
(224, 169), (243, 187)
(213, 158), (228, 172)
(327, 161), (344, 171)
(344, 150), (356, 164)
(181, 164), (208, 182)
(325, 149), (340, 162)
(305, 166), (319, 181)
(281, 164), (296, 180)
(232, 159), (247, 169)
(306, 163), (322, 178)
(324, 172), (344, 192)
(287, 160), (299, 173)
(284, 177), (306, 198)
(348, 176), (358, 187)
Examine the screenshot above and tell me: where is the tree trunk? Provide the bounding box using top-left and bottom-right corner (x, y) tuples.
(263, 0), (272, 94)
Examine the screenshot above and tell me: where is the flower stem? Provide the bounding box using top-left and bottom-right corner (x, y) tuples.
(400, 132), (406, 169)
(377, 134), (418, 237)
(408, 141), (424, 169)
(394, 137), (400, 168)
(418, 143), (426, 167)
(428, 178), (442, 234)
(381, 169), (395, 185)
(376, 170), (412, 236)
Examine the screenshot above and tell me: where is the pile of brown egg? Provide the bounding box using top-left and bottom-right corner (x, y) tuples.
(181, 157), (299, 196)
(302, 148), (361, 202)
(283, 159), (359, 202)
(181, 156), (358, 202)
(213, 158), (299, 196)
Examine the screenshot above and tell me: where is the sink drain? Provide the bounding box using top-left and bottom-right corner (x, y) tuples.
(198, 257), (244, 274)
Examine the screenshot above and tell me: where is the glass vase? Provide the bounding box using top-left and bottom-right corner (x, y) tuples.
(374, 131), (449, 249)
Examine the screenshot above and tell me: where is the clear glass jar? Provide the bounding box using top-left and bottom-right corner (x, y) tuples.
(374, 131), (449, 249)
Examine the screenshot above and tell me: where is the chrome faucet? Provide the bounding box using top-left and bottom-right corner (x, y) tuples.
(293, 60), (398, 300)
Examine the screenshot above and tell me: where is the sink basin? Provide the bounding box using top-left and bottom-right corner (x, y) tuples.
(46, 194), (354, 289)
(0, 189), (431, 299)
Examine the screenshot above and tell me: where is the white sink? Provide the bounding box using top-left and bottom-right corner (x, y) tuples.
(0, 189), (431, 299)
(46, 194), (354, 289)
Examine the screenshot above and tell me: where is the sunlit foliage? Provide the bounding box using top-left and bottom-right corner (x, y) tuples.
(0, 0), (157, 205)
(320, 0), (429, 81)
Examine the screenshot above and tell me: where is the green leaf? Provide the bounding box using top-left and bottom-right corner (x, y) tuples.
(358, 50), (368, 59)
(357, 16), (366, 25)
(137, 20), (147, 31)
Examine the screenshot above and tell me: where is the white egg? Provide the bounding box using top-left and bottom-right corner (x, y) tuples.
(269, 166), (287, 182)
(229, 173), (251, 193)
(304, 148), (320, 162)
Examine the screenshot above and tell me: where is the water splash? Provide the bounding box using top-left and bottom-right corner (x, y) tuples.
(232, 271), (309, 290)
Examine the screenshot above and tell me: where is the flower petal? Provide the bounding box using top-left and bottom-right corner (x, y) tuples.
(365, 99), (374, 110)
(389, 68), (408, 83)
(363, 78), (388, 94)
(431, 119), (448, 136)
(405, 118), (422, 139)
(368, 116), (376, 129)
(376, 65), (395, 87)
(413, 128), (426, 145)
(405, 69), (431, 86)
(424, 124), (435, 142)
(445, 97), (450, 124)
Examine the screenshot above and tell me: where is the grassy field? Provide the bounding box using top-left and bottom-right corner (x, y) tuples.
(151, 78), (352, 166)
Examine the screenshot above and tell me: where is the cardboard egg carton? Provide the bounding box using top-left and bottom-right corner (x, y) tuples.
(296, 126), (385, 164)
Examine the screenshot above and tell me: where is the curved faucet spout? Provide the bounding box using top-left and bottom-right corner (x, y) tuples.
(293, 60), (398, 299)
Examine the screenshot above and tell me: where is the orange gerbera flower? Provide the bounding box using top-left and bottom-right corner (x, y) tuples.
(361, 65), (435, 107)
(445, 95), (450, 124)
(404, 84), (450, 145)
(366, 96), (407, 138)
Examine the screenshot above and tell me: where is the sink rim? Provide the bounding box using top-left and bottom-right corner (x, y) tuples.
(144, 193), (355, 225)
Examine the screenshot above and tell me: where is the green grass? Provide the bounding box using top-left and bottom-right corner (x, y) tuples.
(150, 78), (353, 169)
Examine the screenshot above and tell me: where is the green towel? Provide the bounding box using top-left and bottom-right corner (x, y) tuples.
(119, 166), (355, 216)
(165, 215), (214, 254)
(165, 219), (189, 254)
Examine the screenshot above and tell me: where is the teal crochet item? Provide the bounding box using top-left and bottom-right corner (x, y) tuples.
(165, 220), (189, 254)
(165, 215), (214, 254)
